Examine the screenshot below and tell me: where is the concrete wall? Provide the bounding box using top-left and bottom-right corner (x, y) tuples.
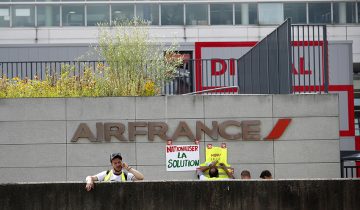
(0, 94), (340, 183)
(1, 180), (359, 210)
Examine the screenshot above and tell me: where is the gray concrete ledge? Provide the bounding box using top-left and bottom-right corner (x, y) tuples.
(1, 179), (359, 210)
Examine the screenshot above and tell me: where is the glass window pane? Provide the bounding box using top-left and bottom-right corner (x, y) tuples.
(136, 4), (159, 25)
(186, 4), (208, 25)
(248, 3), (257, 24)
(87, 4), (109, 26)
(210, 4), (233, 25)
(161, 4), (183, 25)
(37, 5), (60, 27)
(12, 5), (35, 27)
(346, 2), (357, 23)
(358, 3), (360, 23)
(62, 5), (84, 26)
(235, 3), (257, 25)
(333, 2), (356, 24)
(308, 3), (331, 24)
(284, 3), (306, 24)
(0, 6), (10, 27)
(112, 4), (134, 23)
(258, 3), (283, 25)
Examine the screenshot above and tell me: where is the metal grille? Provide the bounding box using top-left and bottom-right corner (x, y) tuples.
(291, 24), (328, 94)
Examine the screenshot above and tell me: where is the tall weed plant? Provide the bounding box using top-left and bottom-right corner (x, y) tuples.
(96, 19), (182, 96)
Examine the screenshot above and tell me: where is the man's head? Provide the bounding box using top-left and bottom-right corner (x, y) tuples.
(240, 170), (251, 179)
(110, 153), (123, 172)
(260, 170), (272, 179)
(209, 167), (219, 178)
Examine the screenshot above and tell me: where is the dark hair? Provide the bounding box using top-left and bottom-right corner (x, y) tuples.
(241, 170), (251, 177)
(260, 170), (272, 179)
(110, 153), (122, 162)
(209, 167), (219, 178)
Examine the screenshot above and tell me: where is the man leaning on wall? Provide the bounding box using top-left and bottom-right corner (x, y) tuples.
(85, 153), (144, 191)
(197, 160), (235, 180)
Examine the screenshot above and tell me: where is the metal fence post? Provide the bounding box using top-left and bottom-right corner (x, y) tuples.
(323, 25), (329, 93)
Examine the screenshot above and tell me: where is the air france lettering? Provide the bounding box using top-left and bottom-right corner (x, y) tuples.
(71, 119), (291, 142)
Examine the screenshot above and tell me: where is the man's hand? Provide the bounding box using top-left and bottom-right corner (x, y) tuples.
(209, 160), (218, 168)
(122, 162), (131, 171)
(85, 182), (94, 191)
(85, 176), (95, 191)
(219, 163), (226, 169)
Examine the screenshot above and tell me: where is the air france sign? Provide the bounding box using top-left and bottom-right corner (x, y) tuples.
(71, 119), (291, 142)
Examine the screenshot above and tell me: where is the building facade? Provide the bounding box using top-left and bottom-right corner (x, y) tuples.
(0, 0), (359, 71)
(0, 0), (359, 180)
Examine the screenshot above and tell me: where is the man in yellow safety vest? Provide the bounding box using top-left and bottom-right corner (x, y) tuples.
(85, 153), (144, 191)
(196, 160), (235, 180)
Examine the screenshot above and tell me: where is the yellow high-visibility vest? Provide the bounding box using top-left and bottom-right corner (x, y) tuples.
(205, 177), (228, 180)
(103, 170), (126, 182)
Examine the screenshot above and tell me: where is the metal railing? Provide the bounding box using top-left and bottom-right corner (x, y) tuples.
(291, 24), (328, 94)
(0, 60), (194, 95)
(0, 61), (103, 80)
(235, 19), (329, 94)
(182, 86), (239, 95)
(340, 151), (360, 178)
(343, 166), (360, 178)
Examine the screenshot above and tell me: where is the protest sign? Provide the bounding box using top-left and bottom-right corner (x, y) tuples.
(166, 145), (200, 171)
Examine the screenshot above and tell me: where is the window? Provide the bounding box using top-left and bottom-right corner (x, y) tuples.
(284, 3), (306, 24)
(12, 5), (35, 27)
(358, 3), (360, 23)
(308, 3), (331, 24)
(186, 4), (208, 25)
(0, 6), (10, 27)
(62, 5), (85, 26)
(235, 3), (257, 25)
(111, 4), (134, 23)
(161, 4), (183, 25)
(210, 4), (233, 25)
(258, 3), (283, 25)
(333, 2), (356, 24)
(37, 5), (60, 27)
(136, 4), (159, 25)
(87, 4), (109, 26)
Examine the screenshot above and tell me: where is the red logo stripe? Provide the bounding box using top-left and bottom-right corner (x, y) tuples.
(264, 119), (292, 140)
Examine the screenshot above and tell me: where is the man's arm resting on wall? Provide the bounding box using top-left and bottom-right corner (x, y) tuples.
(127, 168), (144, 181)
(123, 162), (144, 181)
(85, 176), (99, 191)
